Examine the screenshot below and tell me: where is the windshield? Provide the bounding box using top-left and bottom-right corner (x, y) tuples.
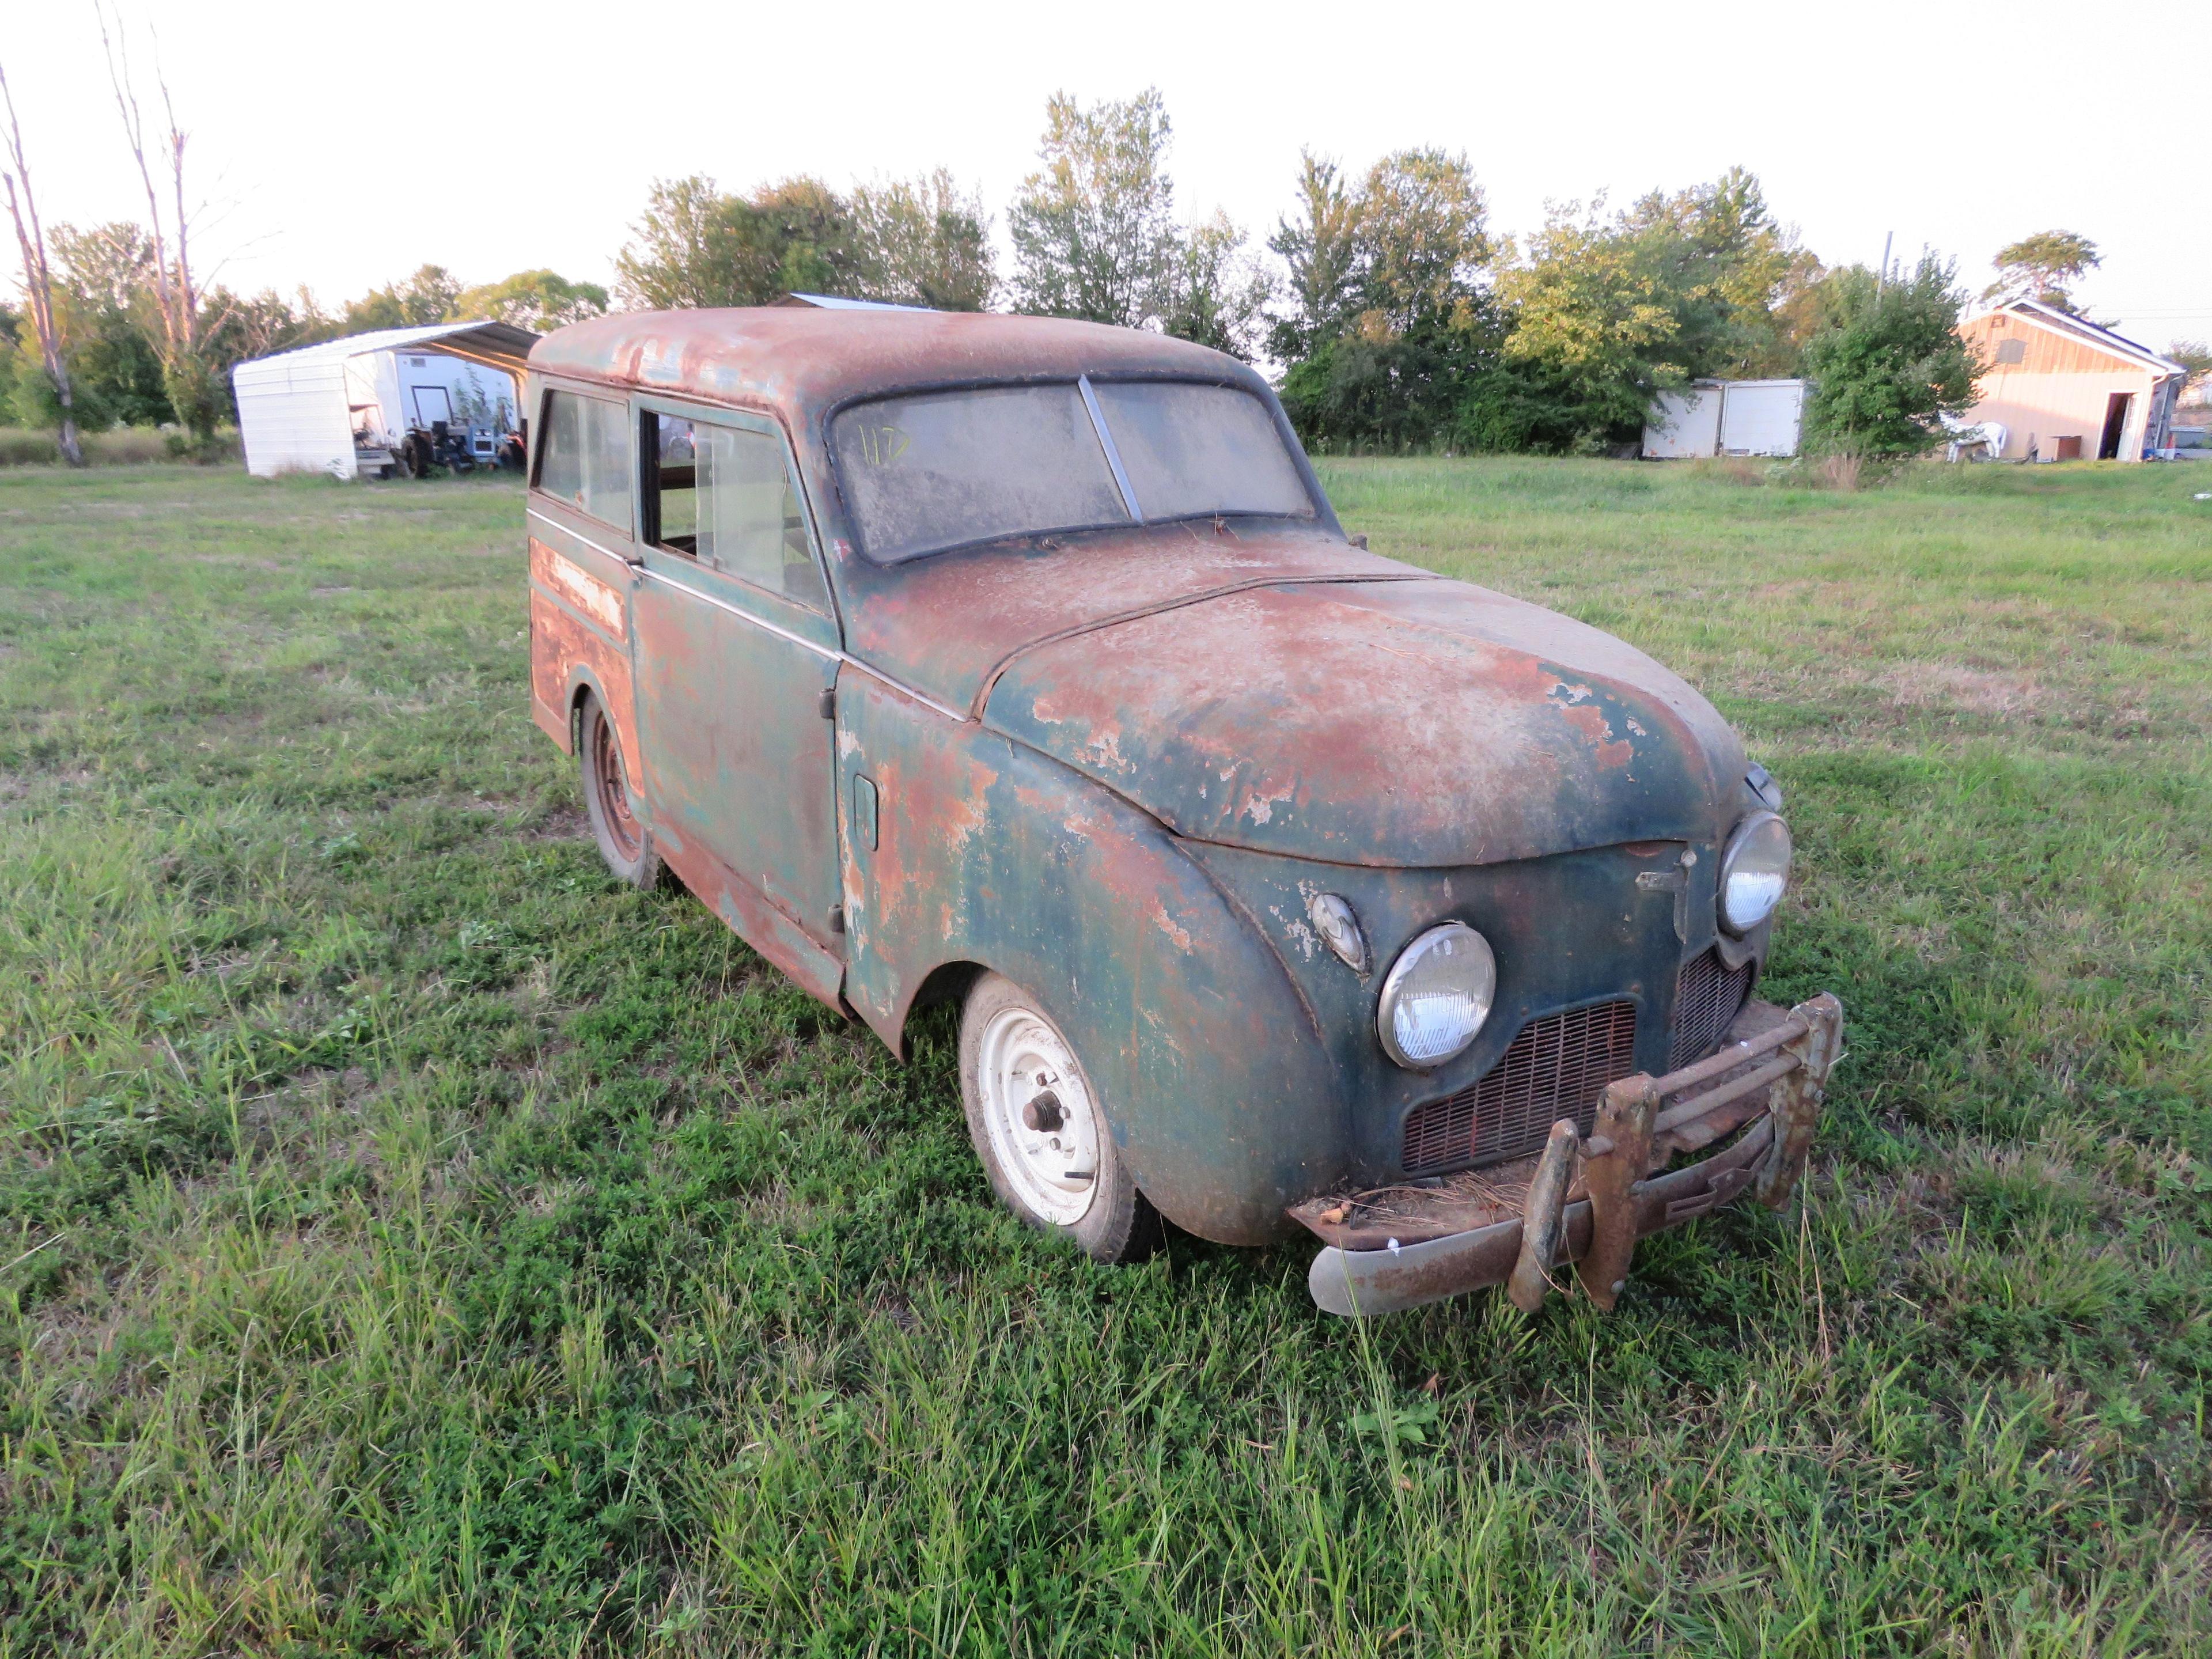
(832, 378), (1315, 563)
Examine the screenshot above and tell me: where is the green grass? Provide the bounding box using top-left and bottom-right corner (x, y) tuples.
(2, 458), (2207, 1656)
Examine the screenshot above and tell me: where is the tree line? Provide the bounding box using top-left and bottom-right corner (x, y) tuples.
(6, 59), (2195, 466)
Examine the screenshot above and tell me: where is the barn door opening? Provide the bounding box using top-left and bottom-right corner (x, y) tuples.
(2099, 392), (2133, 460)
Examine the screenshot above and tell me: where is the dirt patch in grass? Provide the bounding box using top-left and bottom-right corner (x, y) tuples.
(1881, 661), (2047, 717)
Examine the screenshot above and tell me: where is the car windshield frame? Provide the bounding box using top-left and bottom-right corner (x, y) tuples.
(827, 373), (1320, 566)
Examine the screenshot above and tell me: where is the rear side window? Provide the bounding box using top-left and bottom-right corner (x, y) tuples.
(645, 411), (827, 611)
(536, 391), (632, 532)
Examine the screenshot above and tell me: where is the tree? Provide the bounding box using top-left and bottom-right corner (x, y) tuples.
(1272, 147), (1502, 451)
(1620, 166), (1822, 378)
(199, 285), (330, 419)
(1, 61), (84, 463)
(1494, 198), (1685, 449)
(747, 176), (868, 297)
(1160, 210), (1273, 359)
(97, 3), (219, 443)
(1350, 148), (1491, 338)
(1983, 230), (2100, 313)
(1009, 89), (1180, 327)
(344, 263), (463, 330)
(45, 221), (171, 427)
(1267, 151), (1361, 361)
(455, 270), (608, 332)
(0, 301), (18, 418)
(2166, 339), (2210, 401)
(615, 177), (740, 309)
(849, 170), (994, 310)
(615, 175), (872, 309)
(1801, 255), (1980, 457)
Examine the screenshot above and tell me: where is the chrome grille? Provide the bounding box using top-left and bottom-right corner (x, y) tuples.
(1668, 946), (1755, 1070)
(1401, 1001), (1639, 1176)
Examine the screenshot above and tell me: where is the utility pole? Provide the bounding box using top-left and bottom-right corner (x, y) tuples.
(1877, 232), (1893, 297)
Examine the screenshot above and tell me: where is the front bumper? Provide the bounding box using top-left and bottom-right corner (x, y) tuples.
(1297, 993), (1843, 1317)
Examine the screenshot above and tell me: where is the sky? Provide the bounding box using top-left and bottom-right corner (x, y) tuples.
(6, 0), (2206, 352)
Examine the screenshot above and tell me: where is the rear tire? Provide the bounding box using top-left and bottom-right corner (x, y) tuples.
(578, 690), (668, 890)
(958, 972), (1161, 1263)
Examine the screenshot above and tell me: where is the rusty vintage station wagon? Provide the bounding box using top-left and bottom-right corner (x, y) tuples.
(523, 308), (1843, 1316)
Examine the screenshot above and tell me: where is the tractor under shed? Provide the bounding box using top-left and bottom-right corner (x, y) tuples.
(231, 320), (537, 479)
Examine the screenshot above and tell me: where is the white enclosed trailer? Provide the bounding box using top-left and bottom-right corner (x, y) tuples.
(231, 321), (537, 479)
(1643, 378), (1810, 459)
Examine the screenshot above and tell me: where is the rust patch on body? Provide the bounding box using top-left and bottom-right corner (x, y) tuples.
(1547, 680), (1635, 768)
(529, 590), (639, 786)
(1149, 898), (1194, 952)
(531, 537), (626, 641)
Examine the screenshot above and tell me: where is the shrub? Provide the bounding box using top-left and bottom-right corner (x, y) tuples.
(1800, 256), (1980, 457)
(0, 425), (240, 467)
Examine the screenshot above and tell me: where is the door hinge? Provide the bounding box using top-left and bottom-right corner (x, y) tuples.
(816, 686), (836, 720)
(827, 904), (846, 935)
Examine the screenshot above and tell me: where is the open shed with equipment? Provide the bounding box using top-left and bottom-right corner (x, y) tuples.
(230, 321), (539, 479)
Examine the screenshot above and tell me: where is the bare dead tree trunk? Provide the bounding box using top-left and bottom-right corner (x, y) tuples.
(98, 4), (215, 445)
(0, 64), (85, 466)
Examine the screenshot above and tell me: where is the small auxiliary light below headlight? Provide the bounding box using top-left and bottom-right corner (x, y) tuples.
(1376, 922), (1497, 1070)
(1719, 811), (1793, 934)
(1308, 892), (1369, 975)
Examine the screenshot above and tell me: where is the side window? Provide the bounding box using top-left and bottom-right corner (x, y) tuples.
(536, 391), (633, 533)
(645, 411), (827, 611)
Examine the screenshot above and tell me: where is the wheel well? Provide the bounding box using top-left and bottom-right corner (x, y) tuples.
(895, 960), (986, 1060)
(567, 680), (597, 751)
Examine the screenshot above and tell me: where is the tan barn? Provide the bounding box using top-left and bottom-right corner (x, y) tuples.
(1957, 301), (2189, 462)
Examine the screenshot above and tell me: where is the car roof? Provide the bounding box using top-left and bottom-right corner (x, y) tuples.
(527, 307), (1267, 425)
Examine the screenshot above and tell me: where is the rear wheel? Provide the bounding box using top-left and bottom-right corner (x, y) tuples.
(958, 972), (1160, 1262)
(578, 690), (666, 889)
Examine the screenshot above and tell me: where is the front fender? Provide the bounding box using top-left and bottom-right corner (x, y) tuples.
(835, 670), (1344, 1244)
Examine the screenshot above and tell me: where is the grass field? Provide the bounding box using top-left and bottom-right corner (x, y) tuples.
(2, 457), (2208, 1657)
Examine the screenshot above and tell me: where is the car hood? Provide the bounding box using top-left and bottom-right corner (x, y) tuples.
(838, 521), (1414, 717)
(978, 576), (1746, 867)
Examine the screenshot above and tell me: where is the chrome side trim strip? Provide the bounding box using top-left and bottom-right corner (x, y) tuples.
(640, 566), (840, 662)
(525, 505), (969, 724)
(527, 506), (631, 567)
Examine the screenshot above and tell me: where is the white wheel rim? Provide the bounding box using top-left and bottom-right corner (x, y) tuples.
(975, 1002), (1101, 1226)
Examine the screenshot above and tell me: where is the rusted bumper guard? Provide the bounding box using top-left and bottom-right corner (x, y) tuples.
(1298, 994), (1843, 1317)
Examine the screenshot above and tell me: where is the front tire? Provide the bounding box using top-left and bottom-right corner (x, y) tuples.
(958, 972), (1161, 1263)
(578, 690), (668, 890)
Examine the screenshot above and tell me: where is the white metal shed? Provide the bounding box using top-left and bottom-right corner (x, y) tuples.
(1643, 378), (1810, 459)
(231, 321), (537, 479)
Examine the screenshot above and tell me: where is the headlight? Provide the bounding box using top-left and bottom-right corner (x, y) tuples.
(1376, 922), (1496, 1069)
(1718, 812), (1793, 934)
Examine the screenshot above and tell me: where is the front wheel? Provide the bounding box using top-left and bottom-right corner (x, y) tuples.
(958, 972), (1161, 1263)
(578, 690), (667, 890)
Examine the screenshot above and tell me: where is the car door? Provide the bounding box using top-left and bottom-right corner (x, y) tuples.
(628, 397), (845, 963)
